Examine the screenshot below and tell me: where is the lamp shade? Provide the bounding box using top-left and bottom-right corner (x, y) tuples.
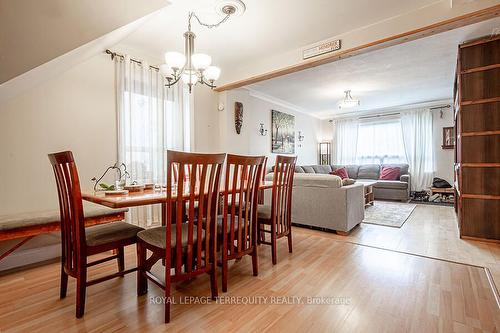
(181, 72), (198, 85)
(204, 66), (221, 81)
(159, 64), (174, 76)
(191, 53), (212, 70)
(164, 52), (186, 70)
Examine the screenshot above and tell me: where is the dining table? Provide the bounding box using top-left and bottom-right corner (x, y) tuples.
(82, 181), (273, 209)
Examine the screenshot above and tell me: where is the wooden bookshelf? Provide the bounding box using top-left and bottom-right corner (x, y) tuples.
(454, 36), (500, 241)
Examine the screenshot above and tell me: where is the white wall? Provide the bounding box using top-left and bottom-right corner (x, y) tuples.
(218, 89), (322, 166)
(0, 52), (220, 270)
(432, 107), (454, 184)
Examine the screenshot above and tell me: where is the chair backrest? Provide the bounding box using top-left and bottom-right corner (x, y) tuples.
(222, 154), (265, 259)
(165, 150), (226, 277)
(270, 155), (297, 237)
(48, 151), (86, 275)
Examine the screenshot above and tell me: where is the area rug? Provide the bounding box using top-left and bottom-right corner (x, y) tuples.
(362, 201), (417, 228)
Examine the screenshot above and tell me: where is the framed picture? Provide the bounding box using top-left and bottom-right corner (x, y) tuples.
(442, 126), (455, 149)
(271, 110), (295, 154)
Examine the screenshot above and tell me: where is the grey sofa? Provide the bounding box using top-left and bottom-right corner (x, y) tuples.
(264, 173), (365, 234)
(294, 164), (410, 202)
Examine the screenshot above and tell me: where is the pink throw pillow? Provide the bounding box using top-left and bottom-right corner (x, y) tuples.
(330, 167), (349, 179)
(379, 167), (401, 180)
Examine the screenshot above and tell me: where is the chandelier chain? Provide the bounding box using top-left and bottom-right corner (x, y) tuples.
(188, 11), (231, 31)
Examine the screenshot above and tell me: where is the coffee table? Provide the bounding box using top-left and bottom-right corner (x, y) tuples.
(356, 180), (376, 207)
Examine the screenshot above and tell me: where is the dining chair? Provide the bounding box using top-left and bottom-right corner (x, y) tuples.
(136, 150), (225, 323)
(220, 154), (265, 292)
(257, 155), (297, 265)
(48, 151), (144, 318)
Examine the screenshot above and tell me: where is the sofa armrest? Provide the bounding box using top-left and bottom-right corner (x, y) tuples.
(400, 174), (411, 194)
(400, 174), (410, 183)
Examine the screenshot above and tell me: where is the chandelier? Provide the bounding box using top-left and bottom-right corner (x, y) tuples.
(338, 90), (360, 109)
(161, 1), (246, 93)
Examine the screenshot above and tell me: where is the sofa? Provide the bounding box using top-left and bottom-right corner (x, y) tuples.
(264, 173), (365, 234)
(294, 164), (410, 202)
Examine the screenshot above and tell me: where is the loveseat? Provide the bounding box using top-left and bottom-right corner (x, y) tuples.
(294, 164), (410, 202)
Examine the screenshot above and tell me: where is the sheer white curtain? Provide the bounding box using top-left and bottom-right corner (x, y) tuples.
(115, 55), (190, 226)
(356, 118), (407, 165)
(335, 118), (359, 164)
(400, 108), (434, 191)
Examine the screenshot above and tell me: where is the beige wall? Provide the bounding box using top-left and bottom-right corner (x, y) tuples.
(218, 89), (322, 166)
(0, 54), (118, 216)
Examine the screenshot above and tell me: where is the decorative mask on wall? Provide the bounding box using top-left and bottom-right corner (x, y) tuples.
(235, 102), (243, 134)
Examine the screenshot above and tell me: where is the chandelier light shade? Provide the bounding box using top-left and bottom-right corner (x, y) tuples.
(338, 90), (360, 109)
(161, 1), (246, 93)
(191, 53), (212, 70)
(164, 52), (186, 70)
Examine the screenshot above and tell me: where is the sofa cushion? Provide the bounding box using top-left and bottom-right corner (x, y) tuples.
(330, 167), (349, 179)
(294, 166), (305, 173)
(374, 180), (408, 190)
(379, 166), (401, 180)
(312, 165), (332, 174)
(358, 164), (380, 180)
(382, 164), (409, 177)
(301, 166), (315, 173)
(293, 174), (342, 188)
(332, 165), (359, 179)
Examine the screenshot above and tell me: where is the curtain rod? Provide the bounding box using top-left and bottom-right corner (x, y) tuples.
(105, 49), (160, 71)
(358, 112), (400, 120)
(357, 104), (451, 120)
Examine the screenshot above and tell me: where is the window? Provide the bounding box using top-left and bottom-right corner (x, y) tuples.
(356, 118), (407, 165)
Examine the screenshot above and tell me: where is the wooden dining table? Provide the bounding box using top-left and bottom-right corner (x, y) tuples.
(82, 181), (273, 209)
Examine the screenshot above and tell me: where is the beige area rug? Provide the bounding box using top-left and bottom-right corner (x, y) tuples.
(363, 201), (417, 228)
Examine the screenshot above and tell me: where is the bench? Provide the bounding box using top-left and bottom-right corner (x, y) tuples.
(0, 203), (128, 262)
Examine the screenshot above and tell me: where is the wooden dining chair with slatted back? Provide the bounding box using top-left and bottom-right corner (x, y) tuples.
(220, 154), (265, 292)
(257, 155), (297, 265)
(48, 151), (144, 318)
(136, 150), (226, 323)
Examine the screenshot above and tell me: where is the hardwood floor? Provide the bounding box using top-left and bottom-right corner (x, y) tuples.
(0, 204), (499, 332)
(309, 204), (500, 289)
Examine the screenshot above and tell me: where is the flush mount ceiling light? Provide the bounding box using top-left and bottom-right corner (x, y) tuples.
(161, 0), (246, 93)
(338, 90), (360, 109)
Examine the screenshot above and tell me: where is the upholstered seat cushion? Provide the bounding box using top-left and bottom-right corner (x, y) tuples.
(0, 203), (128, 231)
(374, 180), (408, 190)
(137, 224), (205, 249)
(85, 222), (143, 247)
(257, 204), (271, 220)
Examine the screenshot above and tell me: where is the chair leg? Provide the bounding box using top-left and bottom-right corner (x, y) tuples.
(117, 246), (125, 276)
(136, 242), (148, 296)
(287, 232), (293, 253)
(210, 264), (219, 300)
(221, 257), (228, 293)
(164, 263), (171, 323)
(271, 232), (277, 265)
(252, 247), (258, 276)
(76, 267), (87, 318)
(60, 263), (68, 299)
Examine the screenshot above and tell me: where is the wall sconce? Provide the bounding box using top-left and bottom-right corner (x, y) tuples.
(259, 123), (268, 136)
(298, 131), (305, 142)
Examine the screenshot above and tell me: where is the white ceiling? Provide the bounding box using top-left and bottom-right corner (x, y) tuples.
(247, 17), (500, 119)
(117, 0), (440, 76)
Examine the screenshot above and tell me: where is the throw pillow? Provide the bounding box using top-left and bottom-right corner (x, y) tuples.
(330, 167), (349, 179)
(342, 178), (356, 186)
(379, 166), (401, 180)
